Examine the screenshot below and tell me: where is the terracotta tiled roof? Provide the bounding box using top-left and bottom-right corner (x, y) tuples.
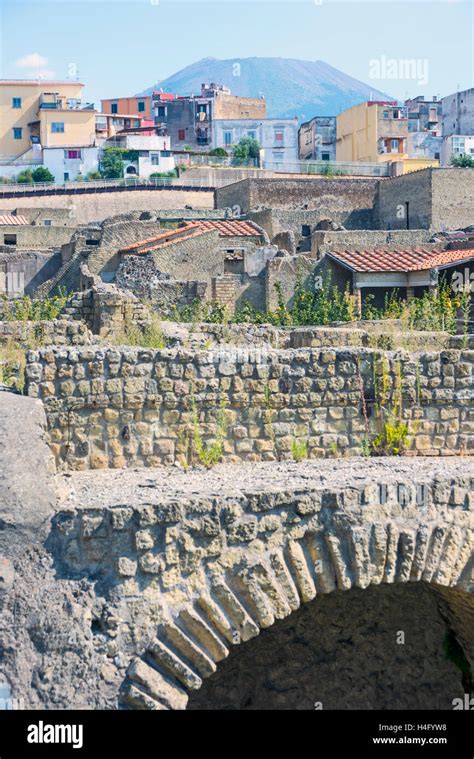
(118, 223), (205, 254)
(326, 247), (474, 273)
(0, 214), (28, 226)
(183, 220), (262, 237)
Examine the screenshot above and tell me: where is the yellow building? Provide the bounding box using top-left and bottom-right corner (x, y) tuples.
(0, 80), (97, 160)
(336, 101), (409, 163)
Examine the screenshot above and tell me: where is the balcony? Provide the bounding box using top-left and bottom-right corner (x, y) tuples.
(39, 95), (95, 111)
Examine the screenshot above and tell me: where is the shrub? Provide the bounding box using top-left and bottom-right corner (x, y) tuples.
(209, 147), (228, 157)
(32, 166), (54, 183)
(16, 169), (33, 184)
(112, 314), (167, 349)
(1, 291), (68, 322)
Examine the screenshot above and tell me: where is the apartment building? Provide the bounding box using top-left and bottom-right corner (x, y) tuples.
(153, 83), (266, 151)
(100, 94), (163, 123)
(441, 134), (474, 166)
(336, 101), (409, 164)
(405, 96), (442, 161)
(298, 117), (336, 161)
(211, 118), (298, 170)
(0, 80), (96, 160)
(442, 88), (474, 136)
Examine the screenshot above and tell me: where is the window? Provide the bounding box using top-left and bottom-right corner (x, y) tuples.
(64, 172), (69, 181)
(64, 150), (82, 159)
(151, 153), (160, 166)
(383, 111), (389, 119)
(133, 120), (140, 128)
(224, 131), (233, 146)
(393, 109), (399, 119)
(137, 101), (145, 113)
(13, 128), (22, 139)
(111, 103), (118, 114)
(160, 150), (171, 157)
(391, 139), (399, 152)
(321, 152), (330, 161)
(178, 129), (186, 141)
(274, 130), (284, 142)
(4, 234), (17, 245)
(157, 106), (167, 119)
(247, 130), (256, 140)
(52, 122), (65, 133)
(452, 137), (465, 155)
(12, 97), (21, 108)
(43, 220), (52, 226)
(434, 152), (440, 160)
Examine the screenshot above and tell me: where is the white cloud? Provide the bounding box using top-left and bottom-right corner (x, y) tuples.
(14, 53), (55, 79)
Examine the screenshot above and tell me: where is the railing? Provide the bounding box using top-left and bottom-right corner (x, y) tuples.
(263, 160), (391, 177)
(0, 175), (225, 194)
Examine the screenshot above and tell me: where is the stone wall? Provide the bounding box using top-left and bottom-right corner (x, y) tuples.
(376, 168), (474, 231)
(432, 169), (474, 230)
(48, 458), (474, 710)
(25, 344), (474, 469)
(0, 224), (75, 249)
(0, 319), (91, 347)
(265, 255), (314, 310)
(61, 284), (151, 337)
(0, 188), (215, 225)
(311, 229), (434, 257)
(216, 178), (379, 227)
(0, 249), (61, 297)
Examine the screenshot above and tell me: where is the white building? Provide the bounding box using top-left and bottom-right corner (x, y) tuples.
(102, 133), (175, 178)
(43, 146), (99, 182)
(441, 134), (474, 166)
(211, 118), (299, 171)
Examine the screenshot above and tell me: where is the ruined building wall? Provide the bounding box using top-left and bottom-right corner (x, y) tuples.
(24, 345), (473, 469)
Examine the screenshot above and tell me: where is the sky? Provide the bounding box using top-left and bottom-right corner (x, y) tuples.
(0, 0), (473, 107)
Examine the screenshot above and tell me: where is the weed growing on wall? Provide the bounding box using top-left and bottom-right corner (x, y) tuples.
(112, 313), (167, 349)
(1, 290), (68, 322)
(291, 438), (308, 462)
(0, 340), (26, 392)
(191, 393), (227, 468)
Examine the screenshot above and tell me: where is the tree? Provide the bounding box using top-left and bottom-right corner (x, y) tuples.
(32, 166), (54, 183)
(209, 147), (228, 157)
(450, 154), (474, 168)
(16, 169), (33, 184)
(99, 150), (124, 179)
(232, 137), (261, 165)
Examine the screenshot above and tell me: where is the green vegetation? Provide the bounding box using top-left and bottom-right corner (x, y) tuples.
(0, 340), (26, 392)
(1, 291), (68, 322)
(450, 154), (474, 168)
(99, 148), (141, 179)
(192, 394), (227, 468)
(291, 438), (308, 462)
(112, 313), (167, 349)
(209, 147), (228, 157)
(31, 166), (55, 183)
(232, 137), (260, 166)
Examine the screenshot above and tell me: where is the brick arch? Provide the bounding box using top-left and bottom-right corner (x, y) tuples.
(121, 512), (473, 710)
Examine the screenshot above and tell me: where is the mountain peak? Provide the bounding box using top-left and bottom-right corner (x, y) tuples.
(137, 56), (393, 119)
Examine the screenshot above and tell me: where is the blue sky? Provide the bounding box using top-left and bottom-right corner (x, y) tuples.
(1, 0), (472, 106)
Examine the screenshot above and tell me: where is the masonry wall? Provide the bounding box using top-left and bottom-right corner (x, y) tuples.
(0, 249), (61, 297)
(0, 318), (91, 347)
(311, 229), (434, 257)
(0, 225), (75, 248)
(216, 178), (379, 228)
(25, 344), (474, 469)
(432, 169), (474, 230)
(0, 188), (215, 225)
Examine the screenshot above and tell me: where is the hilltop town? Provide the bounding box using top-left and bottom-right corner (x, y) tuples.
(0, 73), (473, 716)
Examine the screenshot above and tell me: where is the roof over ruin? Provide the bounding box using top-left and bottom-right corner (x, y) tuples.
(326, 247), (474, 273)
